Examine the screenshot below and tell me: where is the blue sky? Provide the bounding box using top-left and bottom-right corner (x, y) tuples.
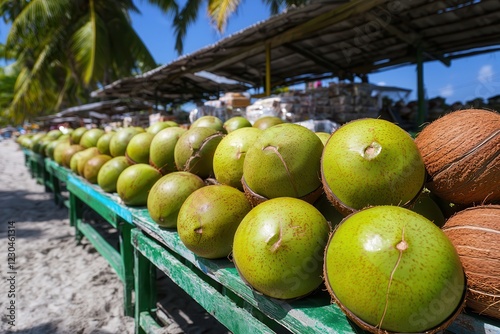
(1, 2), (498, 105)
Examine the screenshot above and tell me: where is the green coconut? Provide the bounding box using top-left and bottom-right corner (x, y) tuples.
(83, 154), (112, 184)
(109, 127), (144, 157)
(125, 132), (154, 164)
(62, 144), (85, 168)
(75, 147), (100, 176)
(177, 184), (252, 259)
(53, 141), (72, 165)
(191, 115), (225, 133)
(213, 127), (262, 190)
(324, 206), (466, 333)
(70, 127), (88, 145)
(253, 116), (283, 130)
(242, 123), (323, 204)
(96, 132), (115, 155)
(174, 127), (224, 179)
(315, 132), (331, 146)
(46, 129), (63, 141)
(116, 164), (162, 206)
(70, 150), (84, 174)
(149, 127), (187, 175)
(410, 191), (446, 228)
(97, 156), (131, 193)
(232, 197), (331, 299)
(147, 171), (206, 228)
(45, 138), (67, 160)
(80, 128), (105, 148)
(147, 121), (176, 135)
(223, 116), (252, 133)
(321, 118), (426, 216)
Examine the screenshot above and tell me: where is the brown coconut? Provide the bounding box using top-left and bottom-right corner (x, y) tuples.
(414, 109), (500, 205)
(442, 205), (500, 319)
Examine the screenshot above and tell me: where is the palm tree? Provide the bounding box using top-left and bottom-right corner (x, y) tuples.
(0, 0), (177, 123)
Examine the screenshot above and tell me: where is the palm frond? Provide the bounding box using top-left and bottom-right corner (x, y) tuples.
(70, 0), (110, 84)
(174, 0), (203, 55)
(7, 0), (72, 48)
(146, 0), (179, 14)
(208, 0), (241, 32)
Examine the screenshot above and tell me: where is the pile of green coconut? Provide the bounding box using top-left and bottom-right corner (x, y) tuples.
(17, 109), (500, 333)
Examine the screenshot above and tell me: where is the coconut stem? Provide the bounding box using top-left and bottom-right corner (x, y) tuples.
(363, 141), (382, 160)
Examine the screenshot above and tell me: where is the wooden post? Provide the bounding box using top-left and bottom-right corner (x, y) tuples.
(416, 46), (426, 128)
(266, 43), (271, 96)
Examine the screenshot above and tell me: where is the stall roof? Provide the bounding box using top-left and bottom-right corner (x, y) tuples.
(91, 71), (250, 104)
(56, 99), (156, 117)
(92, 0), (500, 100)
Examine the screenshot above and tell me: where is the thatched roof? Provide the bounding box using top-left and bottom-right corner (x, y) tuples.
(92, 0), (500, 103)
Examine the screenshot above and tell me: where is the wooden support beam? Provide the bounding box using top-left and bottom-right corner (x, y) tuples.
(265, 43), (271, 96)
(364, 11), (451, 67)
(416, 46), (426, 128)
(284, 43), (348, 75)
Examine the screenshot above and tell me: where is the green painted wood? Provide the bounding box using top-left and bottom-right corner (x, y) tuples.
(132, 229), (276, 334)
(134, 237), (157, 334)
(119, 222), (134, 316)
(67, 174), (133, 228)
(45, 159), (71, 182)
(77, 219), (124, 281)
(139, 311), (163, 334)
(29, 153), (46, 185)
(22, 148), (32, 167)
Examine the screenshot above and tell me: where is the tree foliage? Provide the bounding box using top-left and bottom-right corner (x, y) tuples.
(0, 0), (307, 124)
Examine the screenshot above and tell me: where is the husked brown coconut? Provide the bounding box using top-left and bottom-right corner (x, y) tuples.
(415, 109), (500, 205)
(442, 205), (500, 319)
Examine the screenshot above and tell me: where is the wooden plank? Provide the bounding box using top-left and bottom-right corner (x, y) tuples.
(77, 219), (124, 281)
(139, 311), (163, 334)
(45, 159), (71, 181)
(131, 209), (358, 334)
(132, 229), (276, 334)
(67, 174), (133, 227)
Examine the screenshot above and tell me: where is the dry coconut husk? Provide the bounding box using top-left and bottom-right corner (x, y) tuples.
(414, 109), (500, 205)
(442, 204), (500, 319)
(241, 177), (323, 207)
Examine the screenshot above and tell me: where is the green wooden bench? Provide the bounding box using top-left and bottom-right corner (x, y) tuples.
(44, 159), (71, 208)
(130, 208), (500, 334)
(22, 147), (32, 168)
(66, 174), (135, 316)
(28, 152), (48, 188)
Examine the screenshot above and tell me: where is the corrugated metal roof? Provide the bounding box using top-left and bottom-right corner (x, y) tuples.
(92, 0), (500, 102)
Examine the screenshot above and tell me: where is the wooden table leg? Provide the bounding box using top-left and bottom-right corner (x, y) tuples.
(133, 229), (157, 334)
(120, 221), (135, 316)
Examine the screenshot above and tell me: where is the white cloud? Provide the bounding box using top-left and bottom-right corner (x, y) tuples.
(477, 65), (494, 83)
(377, 81), (386, 86)
(439, 84), (454, 97)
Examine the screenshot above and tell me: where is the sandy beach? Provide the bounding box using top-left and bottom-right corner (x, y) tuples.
(0, 138), (135, 333)
(0, 138), (229, 334)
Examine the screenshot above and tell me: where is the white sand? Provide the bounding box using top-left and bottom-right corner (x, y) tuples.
(0, 138), (135, 334)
